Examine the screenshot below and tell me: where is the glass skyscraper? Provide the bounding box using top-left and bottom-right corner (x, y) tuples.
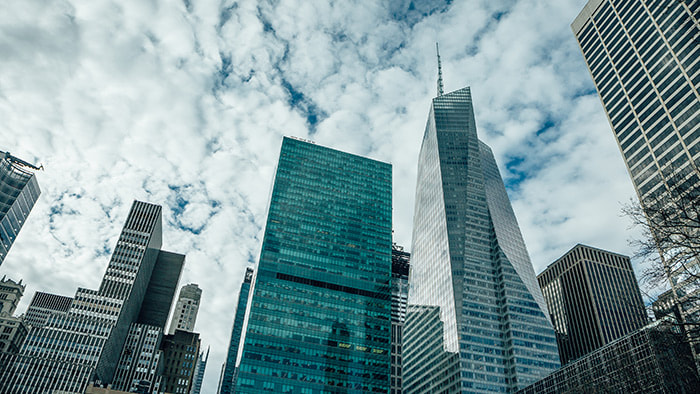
(218, 267), (254, 394)
(0, 150), (41, 266)
(403, 87), (560, 393)
(233, 137), (393, 393)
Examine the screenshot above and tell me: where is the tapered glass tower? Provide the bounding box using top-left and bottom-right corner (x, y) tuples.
(233, 137), (393, 393)
(403, 85), (560, 393)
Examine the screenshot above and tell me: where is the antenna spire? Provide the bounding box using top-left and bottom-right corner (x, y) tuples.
(436, 42), (444, 96)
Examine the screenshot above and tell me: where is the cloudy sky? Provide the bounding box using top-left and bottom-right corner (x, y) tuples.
(1, 0), (647, 390)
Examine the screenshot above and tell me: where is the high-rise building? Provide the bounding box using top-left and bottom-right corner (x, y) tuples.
(112, 250), (185, 392)
(0, 275), (25, 316)
(0, 201), (184, 392)
(218, 267), (254, 394)
(22, 291), (74, 328)
(233, 137), (393, 393)
(0, 151), (41, 266)
(160, 329), (200, 394)
(538, 244), (648, 365)
(572, 0), (700, 332)
(517, 318), (700, 394)
(0, 277), (28, 355)
(391, 244), (410, 394)
(403, 80), (560, 392)
(169, 283), (202, 334)
(190, 346), (209, 394)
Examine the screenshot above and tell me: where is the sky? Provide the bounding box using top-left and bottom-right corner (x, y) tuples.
(0, 0), (647, 391)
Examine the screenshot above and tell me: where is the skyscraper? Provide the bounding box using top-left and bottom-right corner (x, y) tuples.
(112, 250), (185, 392)
(0, 201), (184, 392)
(0, 150), (41, 266)
(572, 0), (699, 327)
(233, 137), (393, 393)
(169, 283), (202, 334)
(538, 244), (648, 365)
(190, 346), (209, 394)
(218, 267), (254, 394)
(403, 80), (560, 392)
(390, 244), (410, 394)
(22, 291), (73, 328)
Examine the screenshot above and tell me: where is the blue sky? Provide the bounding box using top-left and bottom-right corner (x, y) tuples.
(1, 0), (643, 390)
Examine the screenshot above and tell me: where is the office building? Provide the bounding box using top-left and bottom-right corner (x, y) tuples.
(0, 277), (28, 355)
(391, 244), (410, 394)
(0, 201), (185, 392)
(160, 329), (201, 394)
(233, 137), (393, 393)
(112, 249), (186, 392)
(0, 151), (41, 266)
(538, 244), (648, 364)
(517, 318), (700, 393)
(169, 283), (202, 334)
(403, 78), (560, 392)
(190, 346), (209, 394)
(218, 267), (254, 394)
(22, 291), (74, 328)
(572, 0), (700, 331)
(0, 275), (24, 316)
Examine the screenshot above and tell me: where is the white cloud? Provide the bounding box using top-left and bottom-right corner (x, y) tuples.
(0, 0), (645, 390)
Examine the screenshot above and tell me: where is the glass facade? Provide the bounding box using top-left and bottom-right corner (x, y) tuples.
(0, 151), (41, 266)
(538, 244), (648, 365)
(404, 87), (560, 393)
(234, 137), (393, 393)
(219, 267), (254, 394)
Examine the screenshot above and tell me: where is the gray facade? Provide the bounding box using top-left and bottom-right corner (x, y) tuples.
(0, 151), (41, 266)
(0, 201), (184, 392)
(538, 244), (648, 365)
(517, 319), (700, 394)
(572, 0), (700, 329)
(112, 250), (185, 392)
(169, 283), (202, 334)
(22, 291), (73, 328)
(404, 87), (560, 393)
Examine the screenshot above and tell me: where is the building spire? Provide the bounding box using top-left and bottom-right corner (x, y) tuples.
(436, 42), (444, 96)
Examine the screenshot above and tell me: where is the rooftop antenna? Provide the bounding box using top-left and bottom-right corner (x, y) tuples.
(436, 42), (444, 96)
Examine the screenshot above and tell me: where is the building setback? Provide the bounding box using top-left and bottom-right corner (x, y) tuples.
(0, 151), (41, 266)
(0, 201), (184, 392)
(538, 244), (648, 365)
(403, 82), (560, 393)
(218, 267), (254, 394)
(233, 137), (393, 393)
(572, 0), (700, 330)
(517, 319), (700, 394)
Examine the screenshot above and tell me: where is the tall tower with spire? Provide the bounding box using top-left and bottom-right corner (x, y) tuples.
(402, 57), (560, 393)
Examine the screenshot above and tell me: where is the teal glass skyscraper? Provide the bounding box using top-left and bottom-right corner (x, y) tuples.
(233, 137), (393, 393)
(403, 82), (560, 393)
